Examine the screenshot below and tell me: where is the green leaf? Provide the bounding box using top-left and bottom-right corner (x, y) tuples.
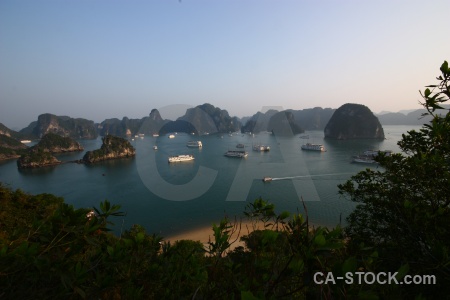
(440, 61), (449, 75)
(314, 234), (326, 246)
(396, 263), (410, 281)
(241, 290), (261, 300)
(342, 257), (357, 273)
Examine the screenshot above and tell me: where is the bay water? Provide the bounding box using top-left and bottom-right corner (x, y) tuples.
(0, 125), (420, 237)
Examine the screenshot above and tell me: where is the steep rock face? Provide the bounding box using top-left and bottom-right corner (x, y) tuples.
(35, 133), (84, 153)
(241, 110), (279, 133)
(20, 114), (97, 139)
(324, 103), (384, 139)
(267, 111), (304, 135)
(17, 149), (60, 169)
(83, 135), (135, 163)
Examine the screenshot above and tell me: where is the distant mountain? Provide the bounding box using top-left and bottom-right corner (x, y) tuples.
(175, 103), (241, 134)
(267, 111), (304, 135)
(376, 109), (432, 125)
(98, 109), (169, 137)
(241, 110), (279, 133)
(20, 114), (97, 139)
(324, 103), (384, 139)
(289, 107), (335, 130)
(242, 107), (334, 133)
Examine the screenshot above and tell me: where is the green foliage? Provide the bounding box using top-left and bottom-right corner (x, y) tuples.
(339, 61), (450, 298)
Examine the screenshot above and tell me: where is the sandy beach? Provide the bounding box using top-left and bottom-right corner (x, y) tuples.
(164, 218), (326, 251)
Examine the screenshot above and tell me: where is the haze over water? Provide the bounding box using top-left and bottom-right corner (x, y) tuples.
(0, 125), (419, 237)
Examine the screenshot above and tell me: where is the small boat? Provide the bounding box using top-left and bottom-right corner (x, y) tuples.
(352, 156), (376, 164)
(187, 141), (202, 148)
(262, 177), (272, 182)
(224, 150), (248, 158)
(168, 134), (175, 139)
(362, 150), (393, 157)
(168, 154), (194, 163)
(153, 146), (158, 150)
(301, 143), (326, 152)
(152, 133), (159, 137)
(236, 143), (245, 148)
(299, 135), (309, 139)
(253, 145), (270, 152)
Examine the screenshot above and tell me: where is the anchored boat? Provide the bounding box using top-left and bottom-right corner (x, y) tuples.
(168, 154), (194, 163)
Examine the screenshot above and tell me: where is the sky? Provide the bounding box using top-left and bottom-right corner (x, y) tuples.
(1, 0), (449, 130)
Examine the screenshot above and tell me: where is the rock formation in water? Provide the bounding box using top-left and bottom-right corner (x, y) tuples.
(241, 110), (279, 133)
(0, 134), (28, 161)
(20, 114), (97, 139)
(324, 103), (384, 139)
(0, 123), (29, 160)
(98, 109), (169, 137)
(289, 107), (336, 130)
(16, 133), (83, 168)
(267, 111), (304, 135)
(35, 133), (84, 153)
(17, 148), (61, 169)
(175, 103), (241, 134)
(83, 135), (135, 164)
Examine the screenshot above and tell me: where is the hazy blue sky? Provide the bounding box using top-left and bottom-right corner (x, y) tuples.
(1, 0), (449, 129)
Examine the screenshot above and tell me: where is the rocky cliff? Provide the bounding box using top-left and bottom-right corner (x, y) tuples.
(17, 148), (61, 169)
(20, 114), (97, 139)
(324, 103), (384, 139)
(83, 135), (135, 164)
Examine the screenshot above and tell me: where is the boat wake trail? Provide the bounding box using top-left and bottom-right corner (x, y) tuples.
(271, 173), (353, 181)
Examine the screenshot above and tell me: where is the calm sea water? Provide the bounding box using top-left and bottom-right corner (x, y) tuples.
(0, 125), (420, 237)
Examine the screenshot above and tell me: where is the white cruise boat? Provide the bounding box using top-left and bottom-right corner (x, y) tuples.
(20, 140), (32, 144)
(352, 149), (393, 164)
(168, 134), (175, 139)
(187, 141), (202, 148)
(301, 143), (326, 152)
(224, 150), (248, 158)
(168, 154), (194, 163)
